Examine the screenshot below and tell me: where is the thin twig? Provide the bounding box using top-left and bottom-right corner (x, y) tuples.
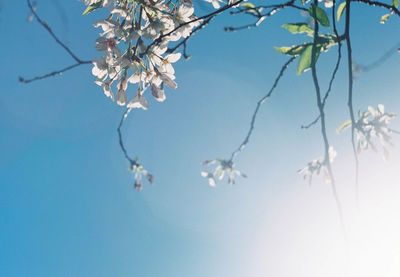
(301, 115), (321, 129)
(230, 56), (296, 161)
(352, 0), (400, 17)
(21, 0), (91, 83)
(27, 0), (83, 63)
(358, 41), (400, 72)
(144, 0), (245, 55)
(225, 0), (302, 32)
(322, 1), (342, 107)
(19, 61), (91, 83)
(166, 16), (215, 55)
(117, 109), (136, 165)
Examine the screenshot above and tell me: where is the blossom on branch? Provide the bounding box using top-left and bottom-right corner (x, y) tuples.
(337, 104), (397, 160)
(201, 159), (247, 186)
(298, 147), (337, 185)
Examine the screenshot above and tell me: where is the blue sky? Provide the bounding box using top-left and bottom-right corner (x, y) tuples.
(1, 0), (400, 276)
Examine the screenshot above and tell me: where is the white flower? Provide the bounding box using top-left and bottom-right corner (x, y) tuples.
(160, 73), (177, 89)
(318, 0), (333, 8)
(92, 56), (109, 80)
(201, 171), (216, 187)
(298, 147), (337, 185)
(204, 0), (224, 9)
(338, 104), (396, 159)
(127, 94), (149, 110)
(151, 84), (166, 102)
(94, 79), (114, 101)
(129, 159), (154, 191)
(201, 159), (246, 186)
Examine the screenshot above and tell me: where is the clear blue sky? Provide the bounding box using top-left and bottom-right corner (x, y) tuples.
(1, 1), (400, 276)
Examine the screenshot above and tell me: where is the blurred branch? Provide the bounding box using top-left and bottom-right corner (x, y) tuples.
(355, 40), (400, 73)
(345, 0), (360, 208)
(310, 0), (345, 235)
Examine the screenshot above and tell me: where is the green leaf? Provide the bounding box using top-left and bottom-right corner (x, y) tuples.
(281, 23), (313, 34)
(393, 0), (399, 9)
(309, 4), (330, 27)
(380, 12), (392, 24)
(274, 44), (310, 56)
(240, 2), (256, 9)
(297, 44), (321, 75)
(337, 2), (346, 22)
(240, 2), (258, 15)
(336, 120), (352, 133)
(82, 1), (102, 15)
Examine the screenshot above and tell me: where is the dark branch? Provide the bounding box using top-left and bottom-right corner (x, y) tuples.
(27, 0), (84, 63)
(117, 109), (136, 166)
(166, 16), (215, 55)
(21, 0), (91, 83)
(225, 0), (304, 32)
(230, 56), (296, 160)
(145, 0), (245, 55)
(19, 61), (91, 84)
(352, 0), (400, 17)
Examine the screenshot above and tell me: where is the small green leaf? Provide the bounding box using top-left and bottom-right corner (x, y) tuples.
(309, 4), (330, 27)
(240, 2), (256, 9)
(274, 44), (310, 56)
(240, 2), (258, 15)
(380, 12), (392, 24)
(281, 23), (313, 34)
(82, 1), (102, 15)
(337, 2), (346, 22)
(393, 0), (399, 9)
(297, 44), (321, 75)
(336, 120), (352, 133)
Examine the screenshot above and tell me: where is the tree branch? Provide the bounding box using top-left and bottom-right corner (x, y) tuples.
(311, 0), (345, 235)
(229, 56), (296, 161)
(21, 0), (91, 83)
(345, 0), (360, 208)
(352, 0), (400, 18)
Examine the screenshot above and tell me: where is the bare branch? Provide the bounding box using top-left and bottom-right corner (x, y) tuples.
(230, 56), (296, 160)
(225, 0), (305, 32)
(352, 0), (400, 18)
(145, 0), (245, 55)
(301, 115), (321, 129)
(166, 16), (215, 56)
(117, 109), (136, 165)
(26, 0), (84, 63)
(19, 61), (91, 84)
(21, 0), (91, 83)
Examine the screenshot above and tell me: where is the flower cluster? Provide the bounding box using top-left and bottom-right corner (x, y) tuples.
(298, 146), (337, 185)
(338, 104), (396, 160)
(82, 0), (206, 110)
(201, 159), (247, 186)
(129, 158), (154, 191)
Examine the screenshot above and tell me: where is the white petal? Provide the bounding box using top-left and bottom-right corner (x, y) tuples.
(116, 89), (127, 106)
